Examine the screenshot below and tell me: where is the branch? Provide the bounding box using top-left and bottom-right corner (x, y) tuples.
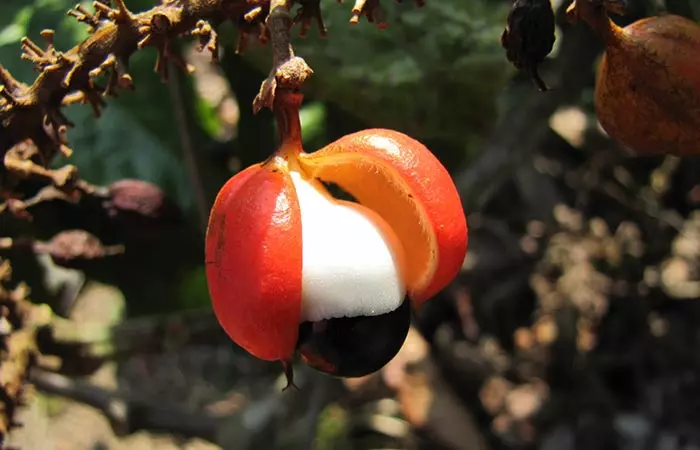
(0, 259), (53, 444)
(252, 0), (313, 113)
(1, 0), (239, 163)
(0, 0), (425, 174)
(0, 232), (124, 272)
(167, 63), (210, 232)
(28, 368), (222, 440)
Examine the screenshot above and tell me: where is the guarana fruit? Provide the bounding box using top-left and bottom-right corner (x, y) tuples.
(205, 92), (468, 381)
(569, 0), (700, 156)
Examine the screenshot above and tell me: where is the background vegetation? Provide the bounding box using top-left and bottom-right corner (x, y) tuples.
(1, 0), (700, 449)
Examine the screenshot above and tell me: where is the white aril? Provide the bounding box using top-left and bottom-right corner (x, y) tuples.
(289, 171), (405, 323)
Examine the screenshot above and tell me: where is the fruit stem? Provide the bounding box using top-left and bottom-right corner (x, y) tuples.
(274, 89), (305, 158)
(281, 359), (299, 391)
(570, 0), (622, 44)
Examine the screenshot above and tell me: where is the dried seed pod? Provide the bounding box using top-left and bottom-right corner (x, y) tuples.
(105, 179), (178, 219)
(501, 0), (556, 91)
(42, 230), (123, 270)
(103, 179), (181, 239)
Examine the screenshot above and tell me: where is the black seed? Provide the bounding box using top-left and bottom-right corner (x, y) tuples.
(319, 180), (359, 203)
(297, 297), (411, 378)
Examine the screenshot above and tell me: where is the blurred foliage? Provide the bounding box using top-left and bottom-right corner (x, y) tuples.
(315, 404), (351, 450)
(244, 0), (512, 153)
(178, 266), (211, 310)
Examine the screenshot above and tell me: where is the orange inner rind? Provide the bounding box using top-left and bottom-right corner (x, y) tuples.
(299, 152), (437, 300)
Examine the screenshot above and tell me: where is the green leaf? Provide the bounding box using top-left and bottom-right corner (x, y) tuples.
(195, 94), (222, 138)
(177, 266), (212, 310)
(300, 101), (328, 148)
(55, 102), (195, 213)
(0, 6), (34, 47)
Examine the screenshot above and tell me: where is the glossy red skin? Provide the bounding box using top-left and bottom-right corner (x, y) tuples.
(302, 129), (468, 307)
(205, 164), (302, 361)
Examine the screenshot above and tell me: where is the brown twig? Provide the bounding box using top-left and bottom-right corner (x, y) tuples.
(252, 0), (313, 113)
(29, 364), (340, 448)
(0, 260), (53, 444)
(293, 0), (328, 37)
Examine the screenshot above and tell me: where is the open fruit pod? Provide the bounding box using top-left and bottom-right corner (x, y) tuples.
(205, 92), (468, 380)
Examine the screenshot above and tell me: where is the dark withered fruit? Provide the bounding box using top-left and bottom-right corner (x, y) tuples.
(501, 0), (556, 91)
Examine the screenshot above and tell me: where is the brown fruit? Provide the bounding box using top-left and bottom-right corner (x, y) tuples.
(105, 179), (179, 220)
(103, 179), (181, 239)
(576, 2), (700, 156)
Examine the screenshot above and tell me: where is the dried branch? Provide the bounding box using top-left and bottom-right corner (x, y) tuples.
(0, 231), (124, 271)
(349, 0), (425, 27)
(3, 140), (78, 190)
(0, 259), (53, 445)
(29, 364), (344, 449)
(1, 0), (247, 166)
(293, 0), (327, 37)
(1, 162), (182, 242)
(0, 0), (425, 179)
